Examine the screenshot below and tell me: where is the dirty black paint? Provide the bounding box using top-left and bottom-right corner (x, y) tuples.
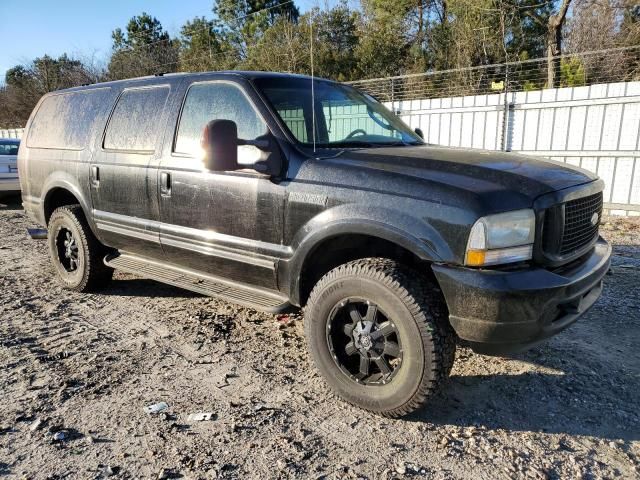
(18, 71), (610, 351)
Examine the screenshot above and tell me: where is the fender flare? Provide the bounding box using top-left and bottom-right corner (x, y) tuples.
(282, 204), (455, 304)
(41, 174), (98, 235)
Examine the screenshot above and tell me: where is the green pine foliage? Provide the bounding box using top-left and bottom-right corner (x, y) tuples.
(1, 0), (639, 128)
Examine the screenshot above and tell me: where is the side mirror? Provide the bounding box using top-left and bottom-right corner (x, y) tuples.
(414, 127), (424, 140)
(201, 119), (283, 176)
(202, 119), (239, 172)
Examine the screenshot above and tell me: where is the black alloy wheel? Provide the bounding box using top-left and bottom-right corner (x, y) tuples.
(326, 298), (402, 386)
(55, 227), (80, 272)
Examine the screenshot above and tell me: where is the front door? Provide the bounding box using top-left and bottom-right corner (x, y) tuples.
(89, 83), (173, 258)
(158, 80), (286, 289)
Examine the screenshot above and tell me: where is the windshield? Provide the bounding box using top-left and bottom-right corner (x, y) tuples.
(0, 141), (19, 155)
(254, 77), (423, 148)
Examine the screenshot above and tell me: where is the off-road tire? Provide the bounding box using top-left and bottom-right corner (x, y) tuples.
(305, 258), (456, 418)
(47, 205), (113, 292)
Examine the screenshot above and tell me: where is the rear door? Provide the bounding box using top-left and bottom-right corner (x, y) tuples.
(90, 82), (175, 258)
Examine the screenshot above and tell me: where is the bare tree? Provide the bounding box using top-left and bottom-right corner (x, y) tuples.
(565, 0), (624, 82)
(2, 54), (97, 126)
(547, 0), (572, 87)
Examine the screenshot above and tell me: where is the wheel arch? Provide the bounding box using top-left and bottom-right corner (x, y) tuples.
(41, 176), (97, 234)
(284, 215), (452, 307)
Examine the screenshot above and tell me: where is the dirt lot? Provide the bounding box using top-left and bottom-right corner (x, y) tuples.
(0, 194), (639, 480)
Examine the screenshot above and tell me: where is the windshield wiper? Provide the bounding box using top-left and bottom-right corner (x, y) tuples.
(309, 140), (424, 149)
(313, 141), (379, 148)
(380, 140), (424, 146)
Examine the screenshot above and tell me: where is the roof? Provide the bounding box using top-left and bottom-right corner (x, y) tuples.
(55, 70), (335, 94)
(226, 71), (324, 82)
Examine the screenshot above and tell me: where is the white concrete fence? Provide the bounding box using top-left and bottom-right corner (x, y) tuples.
(0, 128), (24, 139)
(3, 81), (640, 214)
(390, 81), (640, 215)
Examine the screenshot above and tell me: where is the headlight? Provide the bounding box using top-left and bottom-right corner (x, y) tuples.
(465, 209), (535, 266)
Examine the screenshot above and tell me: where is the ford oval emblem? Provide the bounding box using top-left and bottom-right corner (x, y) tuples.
(590, 212), (599, 226)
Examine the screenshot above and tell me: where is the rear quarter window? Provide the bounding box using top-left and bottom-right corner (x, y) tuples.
(104, 86), (170, 153)
(27, 88), (112, 150)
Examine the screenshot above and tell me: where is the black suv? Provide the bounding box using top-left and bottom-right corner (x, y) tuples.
(18, 71), (611, 417)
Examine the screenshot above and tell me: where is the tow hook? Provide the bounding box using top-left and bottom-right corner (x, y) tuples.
(27, 228), (47, 240)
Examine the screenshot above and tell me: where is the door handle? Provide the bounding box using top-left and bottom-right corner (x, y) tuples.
(91, 165), (100, 187)
(160, 171), (171, 196)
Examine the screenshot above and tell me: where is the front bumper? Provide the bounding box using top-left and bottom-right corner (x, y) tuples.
(432, 238), (611, 355)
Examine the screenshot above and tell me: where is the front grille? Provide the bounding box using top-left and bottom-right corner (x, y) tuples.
(542, 192), (603, 261)
(560, 193), (603, 255)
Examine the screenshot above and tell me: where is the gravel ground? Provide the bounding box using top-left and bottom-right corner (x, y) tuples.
(0, 194), (639, 480)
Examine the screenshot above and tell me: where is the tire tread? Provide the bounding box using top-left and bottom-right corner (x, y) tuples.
(48, 205), (113, 292)
(305, 257), (456, 418)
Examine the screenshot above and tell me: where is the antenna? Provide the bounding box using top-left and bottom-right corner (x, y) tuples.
(310, 17), (316, 153)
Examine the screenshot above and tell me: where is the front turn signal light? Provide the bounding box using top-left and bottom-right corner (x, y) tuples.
(466, 249), (486, 266)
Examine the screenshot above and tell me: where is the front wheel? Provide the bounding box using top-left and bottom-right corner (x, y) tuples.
(304, 258), (456, 417)
(47, 205), (113, 292)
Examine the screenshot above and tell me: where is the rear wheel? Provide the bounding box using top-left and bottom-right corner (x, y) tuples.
(305, 258), (456, 417)
(47, 205), (113, 292)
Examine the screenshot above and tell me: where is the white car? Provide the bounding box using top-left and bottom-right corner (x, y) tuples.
(0, 138), (20, 193)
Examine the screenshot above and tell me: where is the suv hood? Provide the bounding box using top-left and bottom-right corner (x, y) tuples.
(317, 145), (597, 211)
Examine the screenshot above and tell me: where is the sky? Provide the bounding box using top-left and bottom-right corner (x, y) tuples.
(0, 0), (312, 81)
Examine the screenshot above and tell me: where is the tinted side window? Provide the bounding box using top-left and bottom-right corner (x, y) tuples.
(175, 82), (267, 156)
(27, 89), (111, 150)
(104, 86), (170, 152)
(0, 142), (19, 155)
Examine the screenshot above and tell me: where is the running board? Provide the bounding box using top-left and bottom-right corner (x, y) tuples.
(104, 253), (292, 314)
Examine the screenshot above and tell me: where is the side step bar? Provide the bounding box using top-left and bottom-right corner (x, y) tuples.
(104, 253), (293, 314)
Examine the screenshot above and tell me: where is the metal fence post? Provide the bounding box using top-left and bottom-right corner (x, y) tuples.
(500, 65), (510, 151)
(390, 78), (395, 114)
